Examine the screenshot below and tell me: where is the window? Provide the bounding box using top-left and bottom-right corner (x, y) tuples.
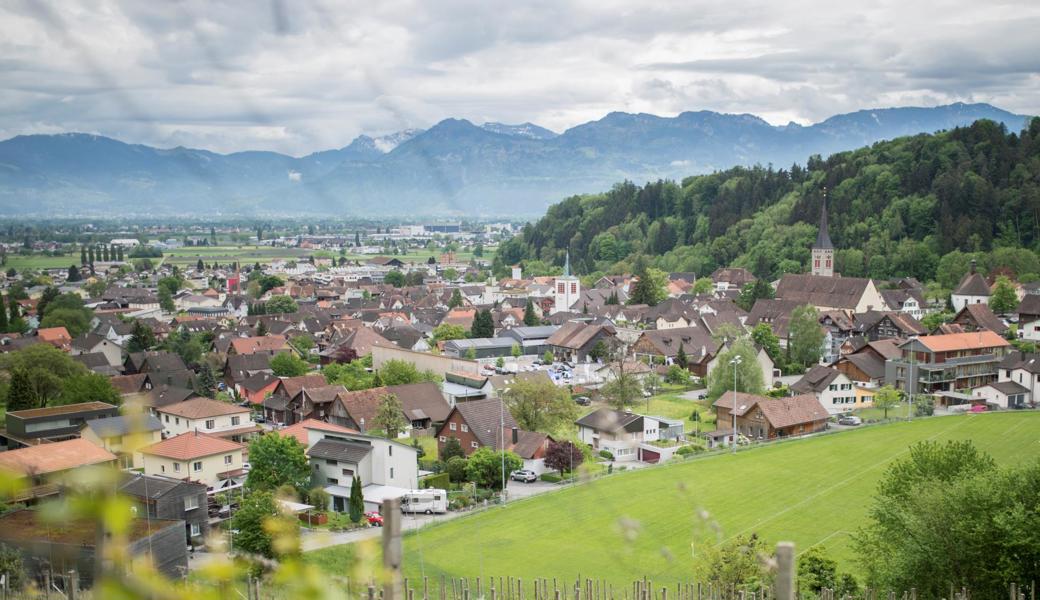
(184, 496), (199, 511)
(161, 465), (166, 473)
(389, 446), (393, 456)
(175, 418), (180, 425)
(193, 461), (203, 472)
(342, 469), (353, 477)
(390, 467), (395, 479)
(326, 459), (337, 465)
(460, 424), (469, 433)
(205, 420), (215, 429)
(327, 477), (338, 485)
(231, 416), (240, 426)
(471, 441), (479, 448)
(190, 523), (202, 537)
(224, 455), (232, 465)
(174, 463), (181, 472)
(449, 422), (457, 431)
(164, 415), (169, 423)
(439, 436), (446, 442)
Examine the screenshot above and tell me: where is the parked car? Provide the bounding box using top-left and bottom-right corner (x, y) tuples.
(365, 512), (383, 527)
(574, 396), (591, 406)
(970, 404), (988, 413)
(252, 414), (266, 423)
(837, 415), (862, 426)
(510, 469), (538, 483)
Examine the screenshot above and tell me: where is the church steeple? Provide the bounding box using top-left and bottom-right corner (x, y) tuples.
(811, 188), (835, 277)
(552, 251), (580, 314)
(564, 251), (571, 277)
(814, 192), (833, 250)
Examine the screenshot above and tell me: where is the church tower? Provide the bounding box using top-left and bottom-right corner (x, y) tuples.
(811, 190), (834, 277)
(552, 252), (581, 314)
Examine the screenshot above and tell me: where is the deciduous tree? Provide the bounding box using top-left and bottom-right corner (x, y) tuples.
(246, 433), (311, 494)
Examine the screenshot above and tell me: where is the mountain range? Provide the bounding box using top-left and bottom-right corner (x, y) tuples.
(0, 102), (1032, 218)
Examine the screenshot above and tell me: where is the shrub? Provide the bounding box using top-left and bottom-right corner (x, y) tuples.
(421, 472), (450, 490)
(446, 456), (468, 483)
(598, 449), (614, 461)
(666, 365), (690, 385)
(539, 473), (562, 483)
(675, 445), (695, 456)
(306, 487), (330, 512)
(327, 512), (352, 531)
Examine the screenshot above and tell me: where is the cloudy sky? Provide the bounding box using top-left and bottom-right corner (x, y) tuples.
(2, 0), (1038, 155)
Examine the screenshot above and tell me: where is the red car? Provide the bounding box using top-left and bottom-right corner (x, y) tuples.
(365, 512), (383, 527)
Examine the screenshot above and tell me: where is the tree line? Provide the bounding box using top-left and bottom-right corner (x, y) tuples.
(494, 118), (1040, 288)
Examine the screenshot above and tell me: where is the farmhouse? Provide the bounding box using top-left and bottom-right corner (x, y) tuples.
(712, 392), (829, 440)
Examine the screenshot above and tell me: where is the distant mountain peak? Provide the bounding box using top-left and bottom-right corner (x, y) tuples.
(0, 102), (1032, 217)
(481, 122), (558, 140)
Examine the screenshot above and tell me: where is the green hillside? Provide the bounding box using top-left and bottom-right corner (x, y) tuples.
(309, 413), (1040, 585)
(494, 119), (1040, 289)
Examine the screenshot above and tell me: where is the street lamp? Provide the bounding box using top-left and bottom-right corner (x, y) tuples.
(907, 335), (917, 422)
(730, 355), (742, 454)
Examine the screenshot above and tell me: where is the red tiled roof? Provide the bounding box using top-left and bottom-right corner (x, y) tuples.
(140, 431), (244, 460)
(278, 419), (359, 446)
(0, 438), (117, 476)
(230, 335), (288, 355)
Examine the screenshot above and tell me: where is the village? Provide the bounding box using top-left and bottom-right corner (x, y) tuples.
(0, 206), (1035, 588)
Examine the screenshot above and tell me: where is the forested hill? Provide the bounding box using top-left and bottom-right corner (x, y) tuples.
(494, 118), (1040, 290)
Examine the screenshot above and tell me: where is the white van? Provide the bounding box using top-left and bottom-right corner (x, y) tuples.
(400, 489), (448, 514)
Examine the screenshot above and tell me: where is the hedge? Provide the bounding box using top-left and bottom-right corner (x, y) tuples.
(598, 450), (614, 460)
(420, 472), (451, 490)
(539, 473), (562, 483)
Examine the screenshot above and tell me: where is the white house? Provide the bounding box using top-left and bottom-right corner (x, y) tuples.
(996, 352), (1040, 407)
(294, 423), (419, 513)
(154, 398), (259, 443)
(574, 408), (660, 463)
(139, 431), (247, 495)
(951, 261), (991, 313)
(972, 381), (1030, 409)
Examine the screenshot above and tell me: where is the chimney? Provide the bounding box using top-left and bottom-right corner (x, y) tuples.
(970, 259), (977, 275)
(511, 427), (518, 444)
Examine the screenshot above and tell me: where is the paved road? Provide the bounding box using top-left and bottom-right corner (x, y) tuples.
(188, 479), (562, 570)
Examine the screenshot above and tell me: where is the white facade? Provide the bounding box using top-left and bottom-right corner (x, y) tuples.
(811, 246), (834, 277)
(577, 415), (660, 463)
(156, 407), (251, 438)
(1020, 318), (1040, 342)
(951, 293), (989, 313)
(816, 371), (858, 414)
(141, 448), (246, 494)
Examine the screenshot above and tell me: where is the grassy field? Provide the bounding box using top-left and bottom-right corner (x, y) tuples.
(307, 412), (1040, 585)
(2, 254), (80, 270)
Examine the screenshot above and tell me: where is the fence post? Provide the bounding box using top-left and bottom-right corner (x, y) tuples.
(775, 542), (795, 600)
(67, 569), (78, 600)
(383, 497), (403, 600)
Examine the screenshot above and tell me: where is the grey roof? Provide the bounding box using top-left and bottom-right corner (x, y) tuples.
(85, 414), (163, 438)
(574, 407), (642, 434)
(448, 398), (519, 448)
(119, 473), (206, 500)
(791, 365), (841, 394)
(953, 272), (991, 297)
(503, 326), (558, 340)
(1018, 294), (1040, 319)
(443, 337), (517, 351)
(985, 381), (1029, 395)
(307, 438), (371, 463)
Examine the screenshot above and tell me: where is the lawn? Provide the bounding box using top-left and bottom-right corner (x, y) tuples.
(307, 412), (1040, 585)
(629, 387), (715, 433)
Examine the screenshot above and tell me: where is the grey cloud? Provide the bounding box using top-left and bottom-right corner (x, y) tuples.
(0, 0), (1037, 154)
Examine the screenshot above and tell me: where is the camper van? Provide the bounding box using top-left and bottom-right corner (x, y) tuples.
(400, 489), (448, 514)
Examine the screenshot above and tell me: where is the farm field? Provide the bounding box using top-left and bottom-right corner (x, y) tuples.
(307, 412), (1040, 585)
(160, 245), (491, 266)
